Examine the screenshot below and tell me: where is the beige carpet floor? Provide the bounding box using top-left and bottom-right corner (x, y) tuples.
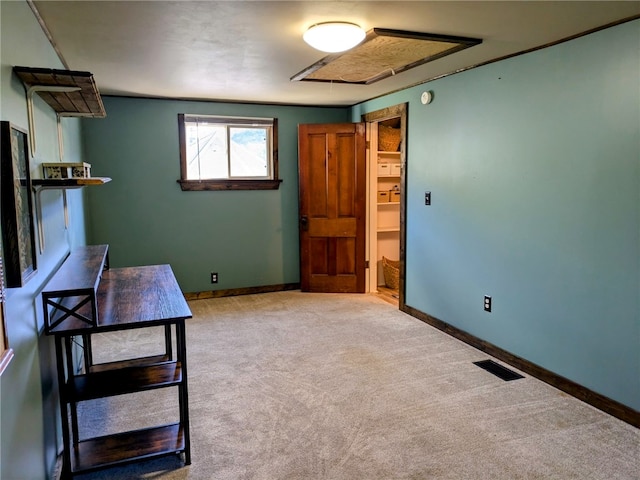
(74, 291), (639, 479)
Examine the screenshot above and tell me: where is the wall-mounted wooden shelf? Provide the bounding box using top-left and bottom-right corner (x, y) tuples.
(32, 177), (112, 189)
(13, 66), (106, 158)
(13, 66), (106, 117)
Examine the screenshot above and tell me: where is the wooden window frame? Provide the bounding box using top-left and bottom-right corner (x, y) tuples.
(177, 114), (281, 191)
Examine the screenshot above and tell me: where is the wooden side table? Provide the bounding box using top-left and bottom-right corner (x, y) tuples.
(43, 246), (192, 478)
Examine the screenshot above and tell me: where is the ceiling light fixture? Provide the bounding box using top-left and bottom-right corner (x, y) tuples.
(303, 22), (366, 53)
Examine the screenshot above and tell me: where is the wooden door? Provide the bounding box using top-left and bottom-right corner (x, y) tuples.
(298, 123), (366, 293)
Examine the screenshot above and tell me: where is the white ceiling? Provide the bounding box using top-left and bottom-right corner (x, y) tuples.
(31, 1), (640, 106)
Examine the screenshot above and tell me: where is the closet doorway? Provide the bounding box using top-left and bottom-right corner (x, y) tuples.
(363, 104), (407, 307)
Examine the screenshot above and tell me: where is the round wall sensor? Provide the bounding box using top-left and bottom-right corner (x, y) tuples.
(421, 91), (433, 105)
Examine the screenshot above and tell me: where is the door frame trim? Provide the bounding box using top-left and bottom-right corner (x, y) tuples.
(362, 103), (408, 309)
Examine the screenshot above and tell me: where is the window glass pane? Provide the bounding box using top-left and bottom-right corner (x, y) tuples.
(185, 123), (228, 179)
(229, 127), (268, 177)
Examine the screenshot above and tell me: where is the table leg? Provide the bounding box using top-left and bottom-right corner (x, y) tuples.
(55, 335), (72, 478)
(176, 320), (191, 464)
(164, 324), (173, 360)
(64, 337), (80, 446)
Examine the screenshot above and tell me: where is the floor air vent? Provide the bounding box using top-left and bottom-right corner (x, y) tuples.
(473, 360), (524, 381)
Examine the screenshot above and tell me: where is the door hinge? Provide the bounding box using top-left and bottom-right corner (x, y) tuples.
(365, 260), (370, 269)
(365, 141), (370, 150)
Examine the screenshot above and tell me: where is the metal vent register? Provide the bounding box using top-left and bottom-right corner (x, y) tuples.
(473, 360), (524, 381)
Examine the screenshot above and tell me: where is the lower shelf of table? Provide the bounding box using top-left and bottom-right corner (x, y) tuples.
(70, 423), (185, 474)
(89, 354), (172, 373)
(70, 362), (182, 401)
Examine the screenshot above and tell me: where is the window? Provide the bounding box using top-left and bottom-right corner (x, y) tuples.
(178, 114), (281, 190)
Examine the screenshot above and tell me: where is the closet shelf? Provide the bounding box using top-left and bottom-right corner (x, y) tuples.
(13, 66), (106, 117)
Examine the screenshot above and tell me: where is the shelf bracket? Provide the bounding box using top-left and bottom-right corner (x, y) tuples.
(26, 85), (81, 157)
(56, 112), (94, 161)
(33, 186), (46, 253)
(33, 185), (79, 254)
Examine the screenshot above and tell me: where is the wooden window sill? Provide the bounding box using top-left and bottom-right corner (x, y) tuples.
(177, 179), (282, 191)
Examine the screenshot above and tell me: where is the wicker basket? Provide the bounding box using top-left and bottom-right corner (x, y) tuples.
(382, 257), (400, 290)
(378, 125), (401, 152)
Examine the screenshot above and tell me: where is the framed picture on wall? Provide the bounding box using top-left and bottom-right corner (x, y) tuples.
(0, 255), (14, 375)
(0, 121), (37, 287)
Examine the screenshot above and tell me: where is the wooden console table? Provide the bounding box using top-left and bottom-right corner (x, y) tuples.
(42, 245), (193, 478)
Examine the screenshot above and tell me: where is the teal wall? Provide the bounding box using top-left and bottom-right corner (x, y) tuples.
(353, 20), (640, 410)
(1, 1), (88, 479)
(1, 3), (637, 478)
(82, 97), (348, 293)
